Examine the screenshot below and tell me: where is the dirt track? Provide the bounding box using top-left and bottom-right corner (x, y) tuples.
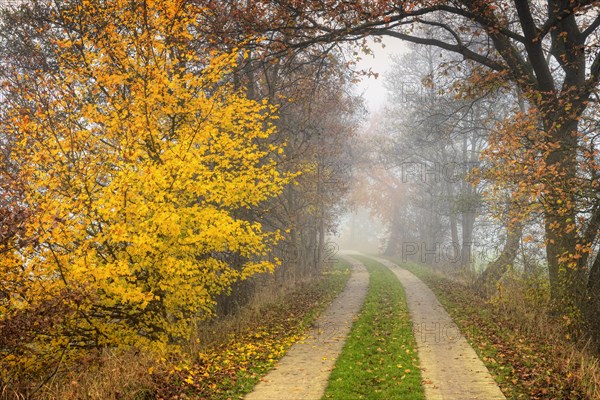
(245, 254), (506, 400)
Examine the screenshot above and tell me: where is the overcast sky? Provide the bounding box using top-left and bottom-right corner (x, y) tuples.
(353, 37), (409, 113)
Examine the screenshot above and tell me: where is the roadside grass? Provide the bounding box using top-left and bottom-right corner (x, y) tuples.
(323, 256), (425, 400)
(38, 260), (351, 400)
(387, 257), (595, 399)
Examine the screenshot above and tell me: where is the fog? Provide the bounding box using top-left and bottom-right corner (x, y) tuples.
(336, 36), (510, 269)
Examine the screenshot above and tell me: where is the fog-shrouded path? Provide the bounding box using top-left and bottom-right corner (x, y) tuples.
(372, 256), (506, 400)
(244, 253), (505, 400)
(244, 255), (369, 400)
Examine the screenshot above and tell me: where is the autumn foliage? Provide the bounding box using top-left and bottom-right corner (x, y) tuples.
(0, 0), (292, 382)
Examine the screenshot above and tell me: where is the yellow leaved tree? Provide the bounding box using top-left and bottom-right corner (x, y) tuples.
(0, 0), (291, 373)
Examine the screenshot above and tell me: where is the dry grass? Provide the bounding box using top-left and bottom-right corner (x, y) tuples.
(566, 341), (600, 399)
(39, 350), (156, 400)
(2, 268), (342, 400)
(1, 349), (157, 400)
(454, 266), (600, 398)
(490, 269), (600, 399)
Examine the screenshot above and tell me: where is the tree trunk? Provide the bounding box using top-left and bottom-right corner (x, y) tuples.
(460, 209), (475, 269)
(588, 252), (600, 295)
(477, 222), (522, 297)
(586, 252), (600, 349)
(449, 211), (459, 266)
(384, 207), (402, 256)
(542, 117), (586, 309)
(317, 216), (325, 270)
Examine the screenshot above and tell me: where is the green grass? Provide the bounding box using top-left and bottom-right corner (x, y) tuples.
(323, 256), (425, 400)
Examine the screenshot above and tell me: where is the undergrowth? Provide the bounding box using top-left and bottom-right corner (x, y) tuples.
(17, 260), (351, 400)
